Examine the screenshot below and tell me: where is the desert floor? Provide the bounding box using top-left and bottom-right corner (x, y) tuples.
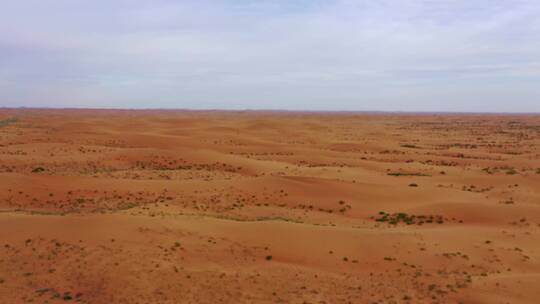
(0, 109), (539, 304)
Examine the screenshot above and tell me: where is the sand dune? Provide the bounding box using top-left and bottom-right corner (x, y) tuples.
(0, 109), (539, 303)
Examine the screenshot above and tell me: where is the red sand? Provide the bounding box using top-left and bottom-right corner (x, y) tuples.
(0, 109), (539, 303)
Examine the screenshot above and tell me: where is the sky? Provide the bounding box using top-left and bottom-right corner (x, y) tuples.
(1, 0), (539, 112)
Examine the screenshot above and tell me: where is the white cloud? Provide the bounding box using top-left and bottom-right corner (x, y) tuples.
(0, 0), (539, 111)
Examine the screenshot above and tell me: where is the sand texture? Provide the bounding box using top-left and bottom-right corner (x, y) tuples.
(0, 109), (539, 303)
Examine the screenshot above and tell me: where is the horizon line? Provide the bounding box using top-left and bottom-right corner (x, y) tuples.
(1, 106), (539, 115)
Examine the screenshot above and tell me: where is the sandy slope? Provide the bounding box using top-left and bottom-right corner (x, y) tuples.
(0, 109), (539, 303)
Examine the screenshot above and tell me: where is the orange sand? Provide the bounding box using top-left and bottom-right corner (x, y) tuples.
(0, 109), (539, 303)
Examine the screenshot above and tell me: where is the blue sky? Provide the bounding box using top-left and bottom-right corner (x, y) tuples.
(1, 0), (539, 112)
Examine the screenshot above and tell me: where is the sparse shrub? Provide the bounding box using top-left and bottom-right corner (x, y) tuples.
(63, 292), (73, 300)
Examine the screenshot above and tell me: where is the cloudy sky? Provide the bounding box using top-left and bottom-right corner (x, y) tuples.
(1, 0), (539, 112)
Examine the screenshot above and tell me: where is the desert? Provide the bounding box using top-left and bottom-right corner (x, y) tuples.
(0, 109), (539, 303)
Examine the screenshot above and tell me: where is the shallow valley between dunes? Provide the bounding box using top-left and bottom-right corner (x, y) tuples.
(0, 109), (539, 303)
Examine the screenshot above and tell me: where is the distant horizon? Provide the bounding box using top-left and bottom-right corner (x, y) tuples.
(2, 106), (539, 115)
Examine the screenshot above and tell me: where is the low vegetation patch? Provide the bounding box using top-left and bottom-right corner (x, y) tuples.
(0, 117), (17, 128)
(400, 144), (418, 149)
(372, 211), (461, 225)
(482, 166), (520, 175)
(387, 172), (430, 177)
(506, 168), (518, 175)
